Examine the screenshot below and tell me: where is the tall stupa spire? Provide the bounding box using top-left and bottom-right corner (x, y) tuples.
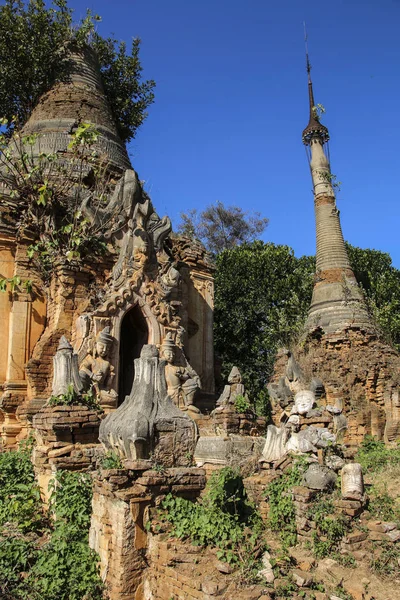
(301, 37), (372, 334)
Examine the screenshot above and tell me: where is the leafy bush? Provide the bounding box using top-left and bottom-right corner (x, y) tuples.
(355, 435), (400, 474)
(49, 470), (93, 528)
(0, 438), (43, 532)
(159, 467), (264, 566)
(0, 533), (37, 599)
(0, 442), (103, 600)
(28, 524), (103, 600)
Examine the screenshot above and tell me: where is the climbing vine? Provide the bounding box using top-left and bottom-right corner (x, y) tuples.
(264, 458), (307, 548)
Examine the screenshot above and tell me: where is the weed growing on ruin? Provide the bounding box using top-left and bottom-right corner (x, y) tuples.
(0, 122), (117, 283)
(370, 542), (400, 577)
(158, 467), (265, 570)
(234, 393), (251, 414)
(0, 276), (32, 294)
(368, 485), (400, 525)
(49, 384), (101, 411)
(332, 585), (354, 600)
(355, 435), (400, 473)
(100, 450), (123, 469)
(306, 496), (349, 558)
(264, 458), (307, 548)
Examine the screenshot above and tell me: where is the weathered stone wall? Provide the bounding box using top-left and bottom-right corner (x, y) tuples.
(32, 404), (102, 503)
(89, 465), (206, 600)
(270, 327), (400, 445)
(142, 535), (268, 600)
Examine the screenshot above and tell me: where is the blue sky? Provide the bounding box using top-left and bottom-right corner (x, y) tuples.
(70, 0), (400, 266)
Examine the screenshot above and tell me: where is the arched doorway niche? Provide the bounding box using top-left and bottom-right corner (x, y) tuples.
(114, 297), (161, 405)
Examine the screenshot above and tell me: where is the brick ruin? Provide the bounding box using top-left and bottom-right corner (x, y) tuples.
(268, 58), (400, 448)
(0, 44), (399, 600)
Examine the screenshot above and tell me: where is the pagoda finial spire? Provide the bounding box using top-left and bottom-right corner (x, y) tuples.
(301, 33), (373, 335)
(302, 25), (329, 145)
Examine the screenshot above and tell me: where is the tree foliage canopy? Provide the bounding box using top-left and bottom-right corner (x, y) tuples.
(178, 201), (269, 254)
(346, 243), (400, 350)
(214, 241), (314, 411)
(0, 0), (155, 142)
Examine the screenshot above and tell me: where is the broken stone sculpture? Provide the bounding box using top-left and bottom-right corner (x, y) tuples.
(216, 366), (247, 407)
(261, 424), (291, 462)
(303, 463), (337, 491)
(341, 462), (364, 500)
(161, 333), (201, 413)
(333, 412), (348, 442)
(99, 344), (196, 462)
(285, 349), (304, 393)
(51, 336), (83, 398)
(286, 426), (336, 454)
(291, 390), (315, 415)
(267, 377), (293, 408)
(325, 455), (346, 471)
(79, 326), (117, 408)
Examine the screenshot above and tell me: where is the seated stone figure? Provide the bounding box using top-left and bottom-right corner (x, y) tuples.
(79, 326), (117, 408)
(161, 334), (200, 413)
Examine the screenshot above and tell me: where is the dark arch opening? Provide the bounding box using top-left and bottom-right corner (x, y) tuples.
(118, 305), (148, 404)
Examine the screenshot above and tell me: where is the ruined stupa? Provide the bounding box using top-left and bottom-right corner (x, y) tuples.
(269, 52), (400, 445)
(0, 46), (215, 446)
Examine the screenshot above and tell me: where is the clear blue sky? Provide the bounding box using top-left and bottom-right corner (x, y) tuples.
(70, 0), (400, 266)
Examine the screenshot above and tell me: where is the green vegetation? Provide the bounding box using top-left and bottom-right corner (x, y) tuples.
(213, 242), (400, 414)
(0, 437), (42, 533)
(233, 393), (251, 414)
(347, 243), (400, 351)
(214, 241), (314, 411)
(48, 384), (101, 411)
(0, 442), (103, 600)
(355, 435), (400, 474)
(370, 542), (400, 577)
(306, 496), (349, 559)
(368, 486), (400, 525)
(264, 459), (307, 547)
(0, 123), (116, 281)
(100, 450), (123, 470)
(0, 276), (32, 294)
(158, 467), (264, 573)
(0, 0), (155, 143)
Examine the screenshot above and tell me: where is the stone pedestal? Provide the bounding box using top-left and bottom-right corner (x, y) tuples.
(32, 405), (102, 503)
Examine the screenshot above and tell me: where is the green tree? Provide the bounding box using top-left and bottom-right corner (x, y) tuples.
(346, 243), (400, 350)
(0, 0), (155, 142)
(214, 241), (314, 411)
(177, 201), (269, 254)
